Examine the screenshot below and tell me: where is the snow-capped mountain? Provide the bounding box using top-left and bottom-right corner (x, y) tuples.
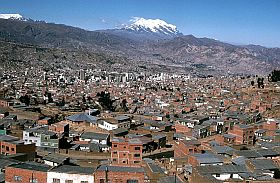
(0, 14), (27, 21)
(124, 17), (182, 38)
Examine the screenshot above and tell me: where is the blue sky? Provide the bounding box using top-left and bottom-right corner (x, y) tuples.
(1, 0), (280, 47)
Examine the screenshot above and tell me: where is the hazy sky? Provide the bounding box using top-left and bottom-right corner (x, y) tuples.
(1, 0), (280, 47)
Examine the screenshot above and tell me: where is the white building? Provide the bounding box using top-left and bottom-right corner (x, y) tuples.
(47, 165), (94, 183)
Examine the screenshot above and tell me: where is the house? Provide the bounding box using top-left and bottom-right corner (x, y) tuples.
(246, 159), (279, 172)
(97, 120), (118, 131)
(188, 153), (224, 167)
(23, 126), (60, 151)
(111, 137), (143, 167)
(79, 132), (109, 145)
(233, 150), (263, 159)
(211, 145), (236, 157)
(174, 139), (201, 158)
(192, 125), (210, 139)
(5, 162), (50, 183)
(49, 121), (69, 136)
(97, 116), (131, 131)
(66, 113), (98, 126)
(42, 153), (70, 167)
(47, 165), (95, 183)
(94, 165), (145, 183)
(0, 134), (36, 161)
(157, 176), (184, 183)
(227, 124), (255, 145)
(144, 158), (166, 182)
(0, 109), (8, 119)
(190, 164), (249, 182)
(38, 117), (52, 125)
(152, 134), (167, 149)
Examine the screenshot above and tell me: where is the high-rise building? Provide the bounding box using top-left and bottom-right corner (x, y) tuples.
(79, 69), (85, 80)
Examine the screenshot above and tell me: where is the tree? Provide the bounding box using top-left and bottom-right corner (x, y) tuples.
(120, 99), (129, 112)
(46, 92), (53, 103)
(270, 70), (280, 82)
(251, 80), (254, 86)
(19, 95), (30, 106)
(82, 95), (86, 103)
(257, 78), (264, 88)
(274, 169), (280, 179)
(97, 91), (115, 111)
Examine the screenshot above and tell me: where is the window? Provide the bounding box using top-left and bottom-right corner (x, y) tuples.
(134, 147), (140, 150)
(1, 145), (4, 148)
(134, 161), (140, 164)
(124, 146), (126, 148)
(11, 148), (15, 151)
(30, 178), (38, 183)
(113, 145), (117, 147)
(123, 153), (126, 156)
(53, 178), (60, 183)
(100, 179), (105, 183)
(123, 161), (126, 163)
(14, 176), (22, 181)
(216, 174), (220, 177)
(113, 151), (117, 154)
(134, 154), (140, 157)
(65, 180), (73, 183)
(113, 158), (117, 161)
(127, 180), (138, 183)
(81, 181), (88, 183)
(6, 146), (9, 151)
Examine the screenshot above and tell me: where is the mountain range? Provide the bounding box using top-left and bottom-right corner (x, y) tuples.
(0, 14), (279, 75)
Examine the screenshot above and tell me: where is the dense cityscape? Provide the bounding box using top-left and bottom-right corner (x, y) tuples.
(1, 63), (280, 182)
(1, 1), (280, 183)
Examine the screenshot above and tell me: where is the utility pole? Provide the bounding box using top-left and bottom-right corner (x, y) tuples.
(31, 171), (34, 183)
(105, 166), (108, 183)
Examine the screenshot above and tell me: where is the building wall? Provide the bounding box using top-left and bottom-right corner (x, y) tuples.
(228, 125), (254, 145)
(23, 131), (41, 146)
(111, 140), (142, 166)
(47, 172), (94, 183)
(0, 141), (35, 160)
(98, 121), (118, 131)
(95, 170), (144, 183)
(5, 167), (47, 183)
(174, 140), (197, 158)
(14, 143), (36, 160)
(40, 134), (59, 148)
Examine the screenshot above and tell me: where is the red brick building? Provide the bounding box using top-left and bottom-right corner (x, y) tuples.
(5, 162), (50, 183)
(0, 135), (36, 160)
(94, 165), (145, 183)
(174, 140), (201, 158)
(111, 138), (143, 167)
(49, 121), (69, 136)
(37, 117), (52, 125)
(262, 120), (278, 136)
(227, 124), (255, 145)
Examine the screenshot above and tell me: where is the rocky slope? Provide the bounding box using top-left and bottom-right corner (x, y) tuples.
(0, 18), (279, 75)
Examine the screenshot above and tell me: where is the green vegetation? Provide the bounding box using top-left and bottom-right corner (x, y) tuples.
(97, 91), (115, 111)
(269, 70), (280, 82)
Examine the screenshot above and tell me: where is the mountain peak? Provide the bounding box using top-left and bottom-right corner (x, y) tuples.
(0, 14), (26, 21)
(124, 17), (181, 37)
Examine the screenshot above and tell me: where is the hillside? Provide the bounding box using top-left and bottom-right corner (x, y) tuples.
(0, 18), (280, 75)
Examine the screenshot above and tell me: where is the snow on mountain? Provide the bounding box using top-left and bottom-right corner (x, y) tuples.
(0, 14), (26, 21)
(125, 17), (181, 36)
